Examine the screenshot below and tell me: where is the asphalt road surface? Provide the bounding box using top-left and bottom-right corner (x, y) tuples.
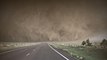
(0, 43), (75, 60)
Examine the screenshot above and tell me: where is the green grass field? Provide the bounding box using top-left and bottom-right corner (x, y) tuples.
(54, 44), (107, 60)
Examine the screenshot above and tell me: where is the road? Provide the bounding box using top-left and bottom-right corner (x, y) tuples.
(0, 43), (75, 60)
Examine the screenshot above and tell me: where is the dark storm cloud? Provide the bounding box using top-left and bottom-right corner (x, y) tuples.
(0, 0), (107, 42)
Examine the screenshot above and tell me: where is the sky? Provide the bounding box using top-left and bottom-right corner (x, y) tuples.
(0, 0), (107, 42)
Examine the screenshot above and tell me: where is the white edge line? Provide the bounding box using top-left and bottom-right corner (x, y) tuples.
(48, 44), (69, 60)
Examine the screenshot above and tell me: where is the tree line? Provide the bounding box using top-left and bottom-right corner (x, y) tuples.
(81, 39), (107, 48)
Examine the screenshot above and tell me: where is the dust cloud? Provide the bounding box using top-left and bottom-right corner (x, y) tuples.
(0, 0), (107, 42)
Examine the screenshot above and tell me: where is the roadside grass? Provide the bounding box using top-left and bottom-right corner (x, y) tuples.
(0, 42), (39, 53)
(54, 44), (107, 60)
